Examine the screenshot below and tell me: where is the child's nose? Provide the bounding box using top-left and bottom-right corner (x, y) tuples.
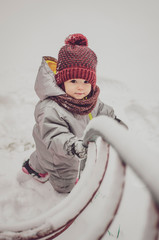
(77, 83), (84, 90)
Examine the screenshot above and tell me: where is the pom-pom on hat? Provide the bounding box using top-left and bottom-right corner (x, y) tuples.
(55, 33), (97, 89)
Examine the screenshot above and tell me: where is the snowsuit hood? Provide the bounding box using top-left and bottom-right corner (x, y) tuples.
(34, 56), (64, 100)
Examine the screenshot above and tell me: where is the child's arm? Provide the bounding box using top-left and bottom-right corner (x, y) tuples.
(97, 99), (115, 118)
(97, 99), (128, 129)
(36, 106), (87, 160)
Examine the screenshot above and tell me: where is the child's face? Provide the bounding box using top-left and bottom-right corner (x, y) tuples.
(64, 79), (91, 99)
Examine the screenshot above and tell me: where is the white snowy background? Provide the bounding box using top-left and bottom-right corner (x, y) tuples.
(0, 0), (159, 239)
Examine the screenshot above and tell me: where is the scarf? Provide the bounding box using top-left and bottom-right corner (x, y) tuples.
(50, 86), (100, 115)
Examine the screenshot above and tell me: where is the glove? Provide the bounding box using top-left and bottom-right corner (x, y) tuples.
(115, 116), (128, 129)
(72, 140), (88, 159)
(65, 138), (88, 160)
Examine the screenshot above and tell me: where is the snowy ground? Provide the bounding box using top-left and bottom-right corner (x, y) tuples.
(0, 70), (159, 239)
(0, 0), (159, 239)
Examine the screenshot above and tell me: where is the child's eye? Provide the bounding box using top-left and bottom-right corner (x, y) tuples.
(84, 80), (89, 84)
(70, 80), (76, 83)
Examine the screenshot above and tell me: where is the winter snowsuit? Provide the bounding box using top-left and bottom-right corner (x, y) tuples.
(29, 57), (116, 193)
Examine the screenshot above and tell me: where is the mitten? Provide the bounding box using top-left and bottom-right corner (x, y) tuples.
(115, 116), (128, 129)
(65, 138), (88, 160)
(72, 140), (88, 159)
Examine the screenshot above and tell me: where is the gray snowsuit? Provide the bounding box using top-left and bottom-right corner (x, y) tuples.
(29, 57), (116, 193)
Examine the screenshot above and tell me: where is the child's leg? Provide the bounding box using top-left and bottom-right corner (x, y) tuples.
(25, 151), (79, 192)
(29, 151), (47, 174)
(48, 160), (79, 193)
(49, 173), (78, 193)
(22, 151), (49, 183)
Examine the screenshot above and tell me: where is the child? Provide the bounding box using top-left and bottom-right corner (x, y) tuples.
(22, 33), (118, 193)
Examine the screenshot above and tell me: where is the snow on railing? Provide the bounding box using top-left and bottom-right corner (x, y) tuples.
(0, 138), (125, 239)
(83, 115), (159, 240)
(0, 116), (158, 240)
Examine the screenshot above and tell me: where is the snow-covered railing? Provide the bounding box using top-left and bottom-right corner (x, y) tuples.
(83, 116), (159, 240)
(0, 116), (158, 240)
(0, 134), (125, 239)
(83, 116), (159, 205)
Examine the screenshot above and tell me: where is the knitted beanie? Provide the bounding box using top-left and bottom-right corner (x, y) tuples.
(55, 33), (97, 89)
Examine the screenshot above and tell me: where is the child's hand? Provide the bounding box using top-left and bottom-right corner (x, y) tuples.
(73, 140), (88, 160)
(65, 139), (88, 160)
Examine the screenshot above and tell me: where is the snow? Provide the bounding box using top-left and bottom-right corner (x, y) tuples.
(83, 114), (159, 203)
(0, 0), (159, 239)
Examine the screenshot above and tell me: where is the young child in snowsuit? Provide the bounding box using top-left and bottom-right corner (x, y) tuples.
(22, 33), (118, 193)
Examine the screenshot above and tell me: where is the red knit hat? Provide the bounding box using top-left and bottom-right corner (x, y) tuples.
(55, 33), (97, 89)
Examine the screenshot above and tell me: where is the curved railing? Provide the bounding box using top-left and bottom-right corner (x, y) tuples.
(83, 116), (159, 240)
(0, 116), (158, 240)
